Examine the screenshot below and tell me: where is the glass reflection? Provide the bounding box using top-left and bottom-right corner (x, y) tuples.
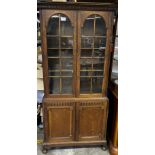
(47, 13), (74, 95)
(80, 15), (106, 94)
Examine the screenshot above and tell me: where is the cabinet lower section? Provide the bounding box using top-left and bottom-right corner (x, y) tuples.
(43, 97), (109, 150)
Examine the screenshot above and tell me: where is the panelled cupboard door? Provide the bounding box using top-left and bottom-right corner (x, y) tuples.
(41, 10), (77, 97)
(77, 11), (113, 97)
(44, 102), (75, 142)
(76, 100), (108, 141)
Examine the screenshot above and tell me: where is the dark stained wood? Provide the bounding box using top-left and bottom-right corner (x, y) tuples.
(38, 1), (117, 11)
(108, 11), (117, 83)
(107, 11), (118, 155)
(43, 140), (107, 149)
(40, 10), (49, 97)
(102, 12), (113, 96)
(109, 140), (118, 155)
(108, 81), (118, 155)
(39, 2), (117, 152)
(77, 0), (116, 2)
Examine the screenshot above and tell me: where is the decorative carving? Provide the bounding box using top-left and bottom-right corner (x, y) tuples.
(43, 105), (48, 142)
(79, 101), (105, 107)
(38, 2), (117, 12)
(46, 101), (75, 107)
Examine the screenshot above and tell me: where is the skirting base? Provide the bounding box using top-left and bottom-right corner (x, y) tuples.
(42, 140), (107, 154)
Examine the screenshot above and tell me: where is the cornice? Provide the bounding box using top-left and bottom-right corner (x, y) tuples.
(37, 1), (117, 12)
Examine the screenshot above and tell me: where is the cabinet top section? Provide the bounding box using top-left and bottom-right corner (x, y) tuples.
(37, 1), (117, 11)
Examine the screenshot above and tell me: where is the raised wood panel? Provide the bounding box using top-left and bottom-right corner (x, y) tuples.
(46, 102), (75, 142)
(76, 100), (108, 141)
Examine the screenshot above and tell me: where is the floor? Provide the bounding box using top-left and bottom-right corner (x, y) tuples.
(37, 124), (110, 155)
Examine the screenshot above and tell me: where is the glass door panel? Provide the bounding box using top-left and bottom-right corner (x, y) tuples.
(47, 14), (74, 95)
(82, 15), (94, 36)
(49, 78), (60, 94)
(48, 71), (61, 76)
(61, 58), (73, 70)
(47, 37), (59, 48)
(81, 49), (92, 57)
(48, 49), (59, 57)
(62, 77), (72, 94)
(47, 15), (59, 35)
(61, 37), (73, 48)
(81, 37), (93, 48)
(94, 37), (106, 49)
(92, 77), (103, 93)
(48, 58), (60, 70)
(93, 49), (105, 57)
(80, 77), (91, 93)
(60, 15), (73, 36)
(95, 16), (106, 36)
(61, 49), (73, 57)
(80, 14), (106, 94)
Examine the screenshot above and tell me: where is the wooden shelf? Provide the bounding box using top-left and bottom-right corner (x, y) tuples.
(81, 35), (106, 38)
(80, 76), (103, 78)
(47, 35), (73, 37)
(48, 57), (72, 58)
(48, 48), (73, 50)
(48, 76), (72, 78)
(80, 57), (104, 59)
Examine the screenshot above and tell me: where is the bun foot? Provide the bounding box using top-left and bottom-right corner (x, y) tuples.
(102, 143), (108, 151)
(42, 148), (48, 154)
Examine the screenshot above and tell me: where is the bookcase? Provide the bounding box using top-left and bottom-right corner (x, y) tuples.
(38, 1), (117, 153)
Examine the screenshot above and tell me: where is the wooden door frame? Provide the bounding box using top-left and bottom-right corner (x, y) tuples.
(40, 10), (77, 97)
(76, 11), (114, 97)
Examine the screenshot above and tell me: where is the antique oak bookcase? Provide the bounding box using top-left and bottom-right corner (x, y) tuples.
(38, 1), (117, 153)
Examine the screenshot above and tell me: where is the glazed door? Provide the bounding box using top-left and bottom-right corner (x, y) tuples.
(77, 11), (113, 97)
(44, 101), (75, 143)
(41, 10), (113, 97)
(41, 10), (77, 97)
(76, 99), (108, 141)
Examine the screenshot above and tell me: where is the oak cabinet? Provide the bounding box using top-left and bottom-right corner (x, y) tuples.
(45, 102), (75, 143)
(43, 98), (108, 144)
(38, 1), (117, 153)
(76, 100), (108, 141)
